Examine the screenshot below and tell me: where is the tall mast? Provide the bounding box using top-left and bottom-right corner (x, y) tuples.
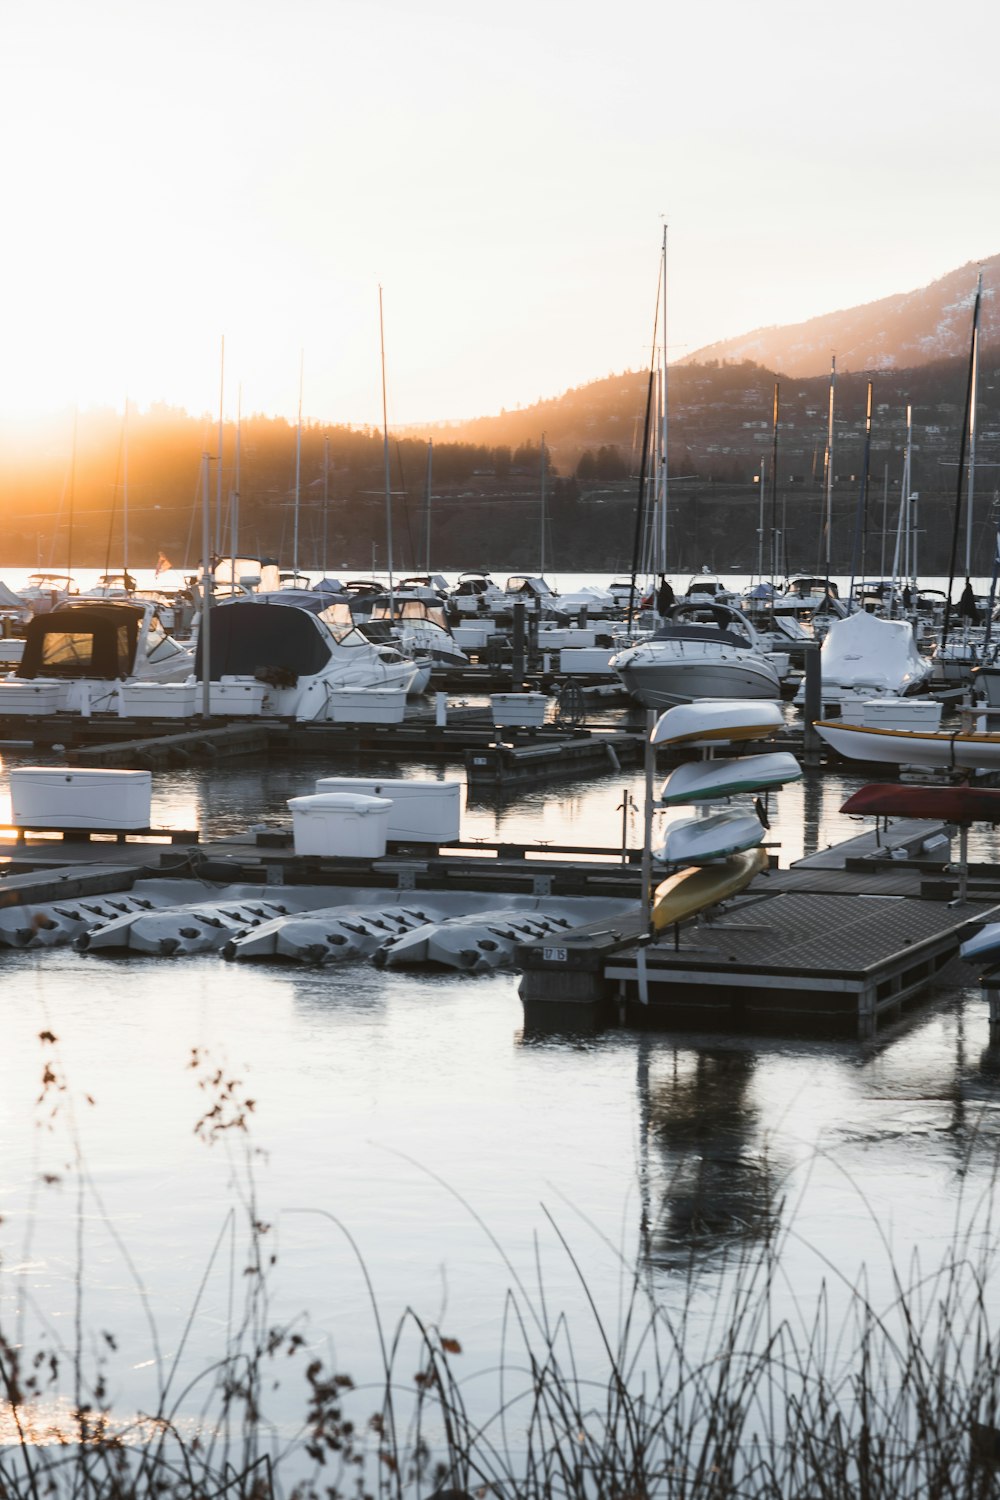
(965, 268), (983, 578)
(823, 354), (836, 585)
(658, 223), (668, 574)
(942, 271), (984, 646)
(122, 394), (129, 578)
(539, 432), (548, 575)
(379, 286), (395, 608)
(769, 382), (780, 582)
(215, 335), (225, 557)
(322, 434), (330, 576)
(293, 351), (303, 577)
(230, 384), (241, 568)
(424, 438), (433, 574)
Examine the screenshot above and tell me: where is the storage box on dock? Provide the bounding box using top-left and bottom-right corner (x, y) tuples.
(287, 792), (391, 858)
(558, 647), (615, 677)
(451, 622), (496, 651)
(0, 681), (63, 714)
(120, 681), (198, 719)
(10, 767), (152, 829)
(538, 627), (597, 649)
(327, 688), (407, 724)
(315, 776), (461, 842)
(861, 699), (943, 731)
(490, 692), (548, 729)
(210, 677), (267, 715)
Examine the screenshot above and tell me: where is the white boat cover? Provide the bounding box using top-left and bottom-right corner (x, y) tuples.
(818, 610), (931, 694)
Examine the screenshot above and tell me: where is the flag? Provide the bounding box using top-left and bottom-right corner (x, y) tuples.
(155, 551), (171, 576)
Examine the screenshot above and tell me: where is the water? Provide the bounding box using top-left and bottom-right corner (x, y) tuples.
(2, 743), (1000, 1463)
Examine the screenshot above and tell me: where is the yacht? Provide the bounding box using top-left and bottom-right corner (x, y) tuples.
(609, 602), (783, 708)
(197, 591), (421, 718)
(17, 572), (79, 614)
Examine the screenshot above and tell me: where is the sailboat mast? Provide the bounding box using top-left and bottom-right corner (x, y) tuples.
(230, 385), (241, 568)
(658, 223), (668, 574)
(322, 435), (330, 577)
(379, 286), (395, 608)
(942, 271), (984, 646)
(293, 352), (303, 578)
(424, 438), (433, 575)
(965, 269), (983, 578)
(122, 394), (129, 578)
(823, 354), (836, 586)
(215, 336), (225, 557)
(769, 382), (780, 582)
(539, 433), (547, 576)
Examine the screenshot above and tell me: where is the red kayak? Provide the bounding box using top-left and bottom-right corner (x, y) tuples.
(841, 783), (1000, 824)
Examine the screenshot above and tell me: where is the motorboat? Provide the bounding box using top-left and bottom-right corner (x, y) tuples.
(0, 598), (194, 711)
(16, 572), (79, 614)
(610, 602), (783, 708)
(447, 570), (507, 618)
(682, 572), (740, 607)
(315, 580), (469, 688)
(197, 591), (420, 719)
(792, 608), (933, 713)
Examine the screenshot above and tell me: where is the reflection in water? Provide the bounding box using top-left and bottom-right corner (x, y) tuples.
(800, 769), (824, 862)
(640, 1044), (783, 1264)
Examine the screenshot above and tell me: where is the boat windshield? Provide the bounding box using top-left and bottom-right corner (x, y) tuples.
(316, 602), (375, 647)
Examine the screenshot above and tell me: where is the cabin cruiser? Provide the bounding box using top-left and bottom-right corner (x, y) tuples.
(682, 572), (740, 607)
(0, 598), (194, 711)
(609, 602), (783, 708)
(447, 570), (507, 618)
(792, 608), (934, 714)
(17, 572), (79, 614)
(315, 581), (469, 688)
(197, 591), (420, 719)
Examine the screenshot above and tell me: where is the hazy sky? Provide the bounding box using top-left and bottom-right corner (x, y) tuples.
(3, 0), (997, 428)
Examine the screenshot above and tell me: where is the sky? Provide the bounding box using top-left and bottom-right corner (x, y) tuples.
(2, 0), (999, 431)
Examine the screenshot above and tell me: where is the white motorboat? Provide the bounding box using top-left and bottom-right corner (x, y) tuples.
(793, 608), (933, 713)
(199, 592), (420, 719)
(611, 603), (783, 708)
(16, 572), (79, 614)
(651, 699), (784, 748)
(0, 598), (194, 711)
(660, 751), (802, 806)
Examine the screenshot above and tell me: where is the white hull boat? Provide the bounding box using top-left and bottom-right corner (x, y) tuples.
(611, 603), (782, 708)
(815, 719), (1000, 772)
(660, 751), (802, 806)
(651, 699), (784, 748)
(653, 809), (765, 867)
(793, 609), (933, 711)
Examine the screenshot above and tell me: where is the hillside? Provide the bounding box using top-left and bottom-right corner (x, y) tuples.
(681, 255), (999, 377)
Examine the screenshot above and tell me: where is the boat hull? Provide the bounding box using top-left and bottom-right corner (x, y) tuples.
(615, 652), (781, 708)
(651, 847), (768, 931)
(841, 783), (1000, 823)
(660, 751), (802, 805)
(816, 720), (1000, 772)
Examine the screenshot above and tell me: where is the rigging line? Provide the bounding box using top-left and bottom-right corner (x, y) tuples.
(394, 439), (417, 573)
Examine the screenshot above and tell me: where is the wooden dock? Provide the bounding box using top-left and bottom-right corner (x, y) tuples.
(518, 820), (994, 1040)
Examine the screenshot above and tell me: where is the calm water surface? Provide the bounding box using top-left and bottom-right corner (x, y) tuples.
(1, 743), (1000, 1447)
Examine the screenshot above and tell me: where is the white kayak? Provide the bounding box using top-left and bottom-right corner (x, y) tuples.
(653, 809), (765, 867)
(960, 923), (1000, 965)
(815, 720), (1000, 772)
(651, 700), (784, 748)
(0, 890), (166, 949)
(78, 897), (299, 954)
(660, 751), (802, 806)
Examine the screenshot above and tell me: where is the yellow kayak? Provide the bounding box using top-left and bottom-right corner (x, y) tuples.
(651, 846), (768, 932)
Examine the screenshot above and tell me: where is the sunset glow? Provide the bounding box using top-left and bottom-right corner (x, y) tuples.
(1, 0), (998, 428)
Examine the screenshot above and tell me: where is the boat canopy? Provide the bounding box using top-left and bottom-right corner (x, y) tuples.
(196, 599), (332, 680)
(18, 602), (142, 679)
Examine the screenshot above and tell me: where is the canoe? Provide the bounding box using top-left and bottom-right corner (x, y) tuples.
(841, 782), (1000, 824)
(651, 847), (769, 932)
(960, 922), (1000, 965)
(653, 809), (765, 866)
(816, 720), (1000, 772)
(651, 699), (784, 748)
(660, 750), (802, 806)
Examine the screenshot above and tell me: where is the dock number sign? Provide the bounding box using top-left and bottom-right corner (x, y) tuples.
(543, 946), (568, 963)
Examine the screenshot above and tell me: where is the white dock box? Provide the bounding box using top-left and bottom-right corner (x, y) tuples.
(451, 623), (496, 650)
(120, 681), (198, 719)
(861, 698), (943, 731)
(327, 688), (407, 724)
(559, 647), (615, 677)
(490, 692), (548, 728)
(287, 792), (391, 858)
(0, 681), (63, 714)
(315, 776), (461, 842)
(10, 767), (153, 829)
(209, 677), (267, 715)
